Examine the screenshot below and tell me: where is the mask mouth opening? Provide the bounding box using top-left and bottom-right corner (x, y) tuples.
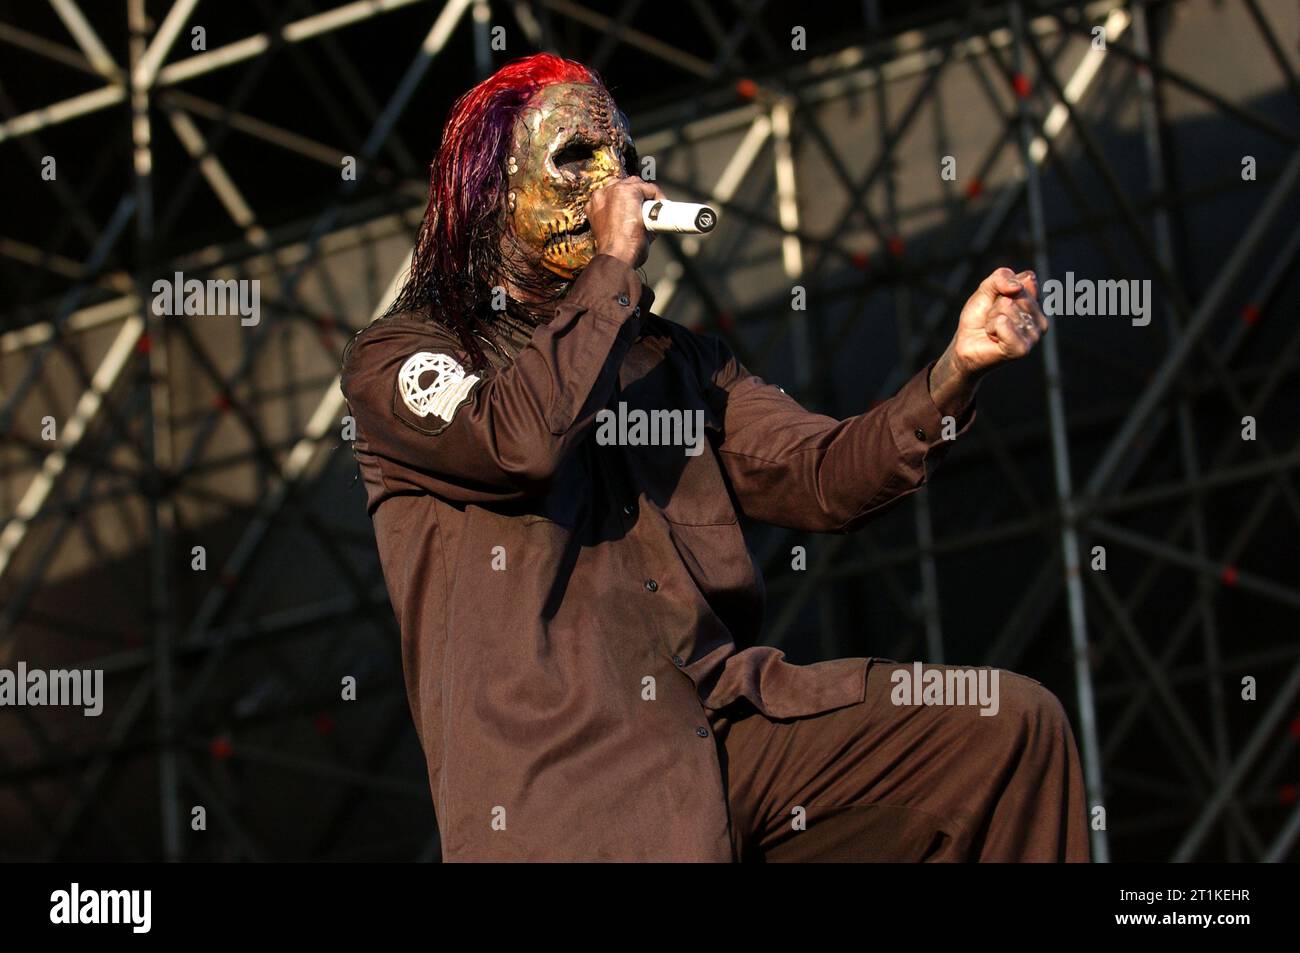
(543, 217), (591, 254)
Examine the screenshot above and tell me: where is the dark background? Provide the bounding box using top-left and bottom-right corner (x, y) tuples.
(0, 0), (1297, 862)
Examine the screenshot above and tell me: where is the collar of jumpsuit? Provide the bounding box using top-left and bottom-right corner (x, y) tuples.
(341, 250), (974, 860)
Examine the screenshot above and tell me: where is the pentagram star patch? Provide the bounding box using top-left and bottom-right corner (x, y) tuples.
(393, 351), (481, 434)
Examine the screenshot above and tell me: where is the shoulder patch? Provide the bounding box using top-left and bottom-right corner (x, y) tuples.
(394, 351), (481, 434)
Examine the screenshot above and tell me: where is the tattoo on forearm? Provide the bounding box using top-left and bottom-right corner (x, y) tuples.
(928, 349), (979, 419)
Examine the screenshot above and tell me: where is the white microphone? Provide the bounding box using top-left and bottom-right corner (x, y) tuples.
(641, 200), (718, 235)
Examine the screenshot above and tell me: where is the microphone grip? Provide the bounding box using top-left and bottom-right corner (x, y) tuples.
(641, 200), (718, 234)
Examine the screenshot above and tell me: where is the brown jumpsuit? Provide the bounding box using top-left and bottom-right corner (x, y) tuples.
(340, 253), (1090, 862)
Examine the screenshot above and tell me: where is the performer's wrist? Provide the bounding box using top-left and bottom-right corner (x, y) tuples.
(928, 344), (983, 418)
(599, 241), (642, 267)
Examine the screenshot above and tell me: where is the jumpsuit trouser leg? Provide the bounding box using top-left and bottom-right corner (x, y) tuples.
(709, 659), (1092, 862)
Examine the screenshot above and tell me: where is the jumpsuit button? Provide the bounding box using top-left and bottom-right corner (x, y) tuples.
(622, 503), (636, 516)
(644, 579), (659, 593)
(914, 427), (927, 440)
(617, 294), (630, 307)
(695, 726), (710, 738)
(633, 307), (641, 318)
(672, 655), (685, 667)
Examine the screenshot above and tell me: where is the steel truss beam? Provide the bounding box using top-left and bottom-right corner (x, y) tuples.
(0, 0), (1295, 862)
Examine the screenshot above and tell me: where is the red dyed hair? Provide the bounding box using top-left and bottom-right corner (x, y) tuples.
(384, 53), (604, 368)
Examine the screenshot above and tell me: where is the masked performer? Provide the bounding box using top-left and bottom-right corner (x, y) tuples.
(342, 54), (1090, 862)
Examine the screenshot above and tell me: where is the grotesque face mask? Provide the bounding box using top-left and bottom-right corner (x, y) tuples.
(505, 82), (636, 280)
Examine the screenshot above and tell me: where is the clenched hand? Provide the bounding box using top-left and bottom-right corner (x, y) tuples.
(928, 267), (1050, 417)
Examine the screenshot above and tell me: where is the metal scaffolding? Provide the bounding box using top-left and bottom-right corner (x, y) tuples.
(0, 0), (1296, 861)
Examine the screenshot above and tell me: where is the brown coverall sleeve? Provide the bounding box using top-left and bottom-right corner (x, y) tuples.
(700, 334), (977, 533)
(341, 254), (644, 502)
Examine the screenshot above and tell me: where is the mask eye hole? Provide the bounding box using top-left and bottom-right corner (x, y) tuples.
(553, 140), (596, 168)
(621, 144), (639, 174)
